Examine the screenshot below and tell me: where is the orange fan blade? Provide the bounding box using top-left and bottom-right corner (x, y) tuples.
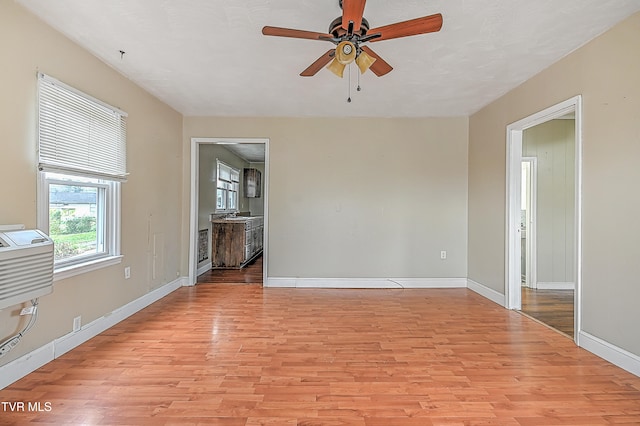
(262, 26), (333, 41)
(369, 13), (442, 42)
(360, 46), (393, 76)
(341, 0), (366, 32)
(300, 50), (335, 77)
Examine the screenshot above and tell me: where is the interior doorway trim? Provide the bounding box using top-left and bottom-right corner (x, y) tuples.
(521, 156), (537, 289)
(188, 137), (269, 286)
(505, 95), (582, 343)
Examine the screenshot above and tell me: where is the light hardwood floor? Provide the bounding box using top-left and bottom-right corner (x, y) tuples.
(1, 263), (639, 424)
(521, 287), (574, 338)
(197, 255), (263, 284)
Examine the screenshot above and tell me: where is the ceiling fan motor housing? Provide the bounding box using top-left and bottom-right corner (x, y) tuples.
(329, 16), (369, 38)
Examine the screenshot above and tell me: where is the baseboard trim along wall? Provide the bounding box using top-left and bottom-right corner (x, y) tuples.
(197, 262), (211, 277)
(579, 331), (640, 377)
(466, 279), (506, 307)
(0, 343), (54, 391)
(0, 276), (188, 390)
(264, 277), (468, 289)
(536, 282), (575, 290)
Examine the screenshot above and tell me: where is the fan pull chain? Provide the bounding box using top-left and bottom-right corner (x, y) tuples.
(347, 63), (352, 103)
(357, 69), (361, 92)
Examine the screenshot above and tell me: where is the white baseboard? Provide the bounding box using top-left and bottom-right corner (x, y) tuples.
(536, 281), (575, 290)
(197, 262), (211, 277)
(0, 276), (188, 390)
(264, 277), (296, 287)
(466, 279), (506, 307)
(392, 278), (467, 288)
(0, 343), (54, 391)
(264, 277), (467, 289)
(54, 277), (186, 357)
(578, 331), (640, 377)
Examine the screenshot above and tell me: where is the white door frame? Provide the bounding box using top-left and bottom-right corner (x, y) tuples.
(187, 137), (270, 286)
(505, 95), (582, 343)
(521, 157), (537, 289)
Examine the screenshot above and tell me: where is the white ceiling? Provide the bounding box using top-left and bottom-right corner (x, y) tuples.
(219, 143), (266, 163)
(16, 0), (640, 117)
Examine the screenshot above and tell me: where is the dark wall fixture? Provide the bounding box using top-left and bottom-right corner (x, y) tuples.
(244, 168), (262, 198)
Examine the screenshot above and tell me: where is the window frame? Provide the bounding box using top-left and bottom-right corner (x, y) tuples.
(36, 73), (125, 280)
(215, 160), (240, 214)
(38, 172), (122, 281)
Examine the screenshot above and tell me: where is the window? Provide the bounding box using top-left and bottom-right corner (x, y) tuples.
(216, 160), (240, 213)
(36, 73), (126, 278)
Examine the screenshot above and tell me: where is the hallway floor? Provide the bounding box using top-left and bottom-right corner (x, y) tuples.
(521, 287), (574, 337)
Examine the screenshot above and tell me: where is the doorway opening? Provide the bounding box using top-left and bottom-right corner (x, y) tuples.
(188, 137), (269, 286)
(506, 96), (582, 342)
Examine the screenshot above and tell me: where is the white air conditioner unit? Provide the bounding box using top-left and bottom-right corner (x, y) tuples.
(0, 229), (54, 310)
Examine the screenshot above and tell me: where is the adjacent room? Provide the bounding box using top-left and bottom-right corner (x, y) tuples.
(1, 0), (640, 423)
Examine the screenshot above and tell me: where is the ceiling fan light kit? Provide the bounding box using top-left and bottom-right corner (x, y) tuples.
(355, 50), (376, 74)
(326, 41), (359, 77)
(326, 57), (347, 78)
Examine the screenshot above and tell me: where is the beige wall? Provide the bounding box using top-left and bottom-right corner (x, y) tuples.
(0, 1), (183, 365)
(469, 12), (640, 355)
(184, 117), (469, 279)
(523, 119), (575, 285)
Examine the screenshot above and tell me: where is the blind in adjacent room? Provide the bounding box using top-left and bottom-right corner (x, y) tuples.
(37, 73), (128, 181)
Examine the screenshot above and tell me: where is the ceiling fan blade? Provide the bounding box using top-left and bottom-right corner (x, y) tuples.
(262, 26), (333, 41)
(341, 0), (366, 32)
(300, 50), (335, 76)
(360, 46), (393, 76)
(368, 13), (443, 42)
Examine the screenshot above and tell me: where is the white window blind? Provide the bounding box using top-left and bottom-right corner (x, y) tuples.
(38, 73), (128, 181)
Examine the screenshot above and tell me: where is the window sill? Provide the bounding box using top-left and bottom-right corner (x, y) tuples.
(54, 255), (123, 282)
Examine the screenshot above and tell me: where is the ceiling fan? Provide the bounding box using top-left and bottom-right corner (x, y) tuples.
(262, 0), (443, 78)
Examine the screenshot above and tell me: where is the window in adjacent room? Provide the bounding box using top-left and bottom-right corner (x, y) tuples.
(216, 160), (239, 213)
(36, 73), (127, 278)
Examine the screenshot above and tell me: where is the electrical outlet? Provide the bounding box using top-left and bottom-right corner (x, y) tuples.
(124, 266), (131, 279)
(440, 250), (447, 260)
(73, 316), (82, 332)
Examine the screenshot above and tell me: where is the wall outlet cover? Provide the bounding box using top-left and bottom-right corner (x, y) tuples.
(73, 316), (81, 332)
